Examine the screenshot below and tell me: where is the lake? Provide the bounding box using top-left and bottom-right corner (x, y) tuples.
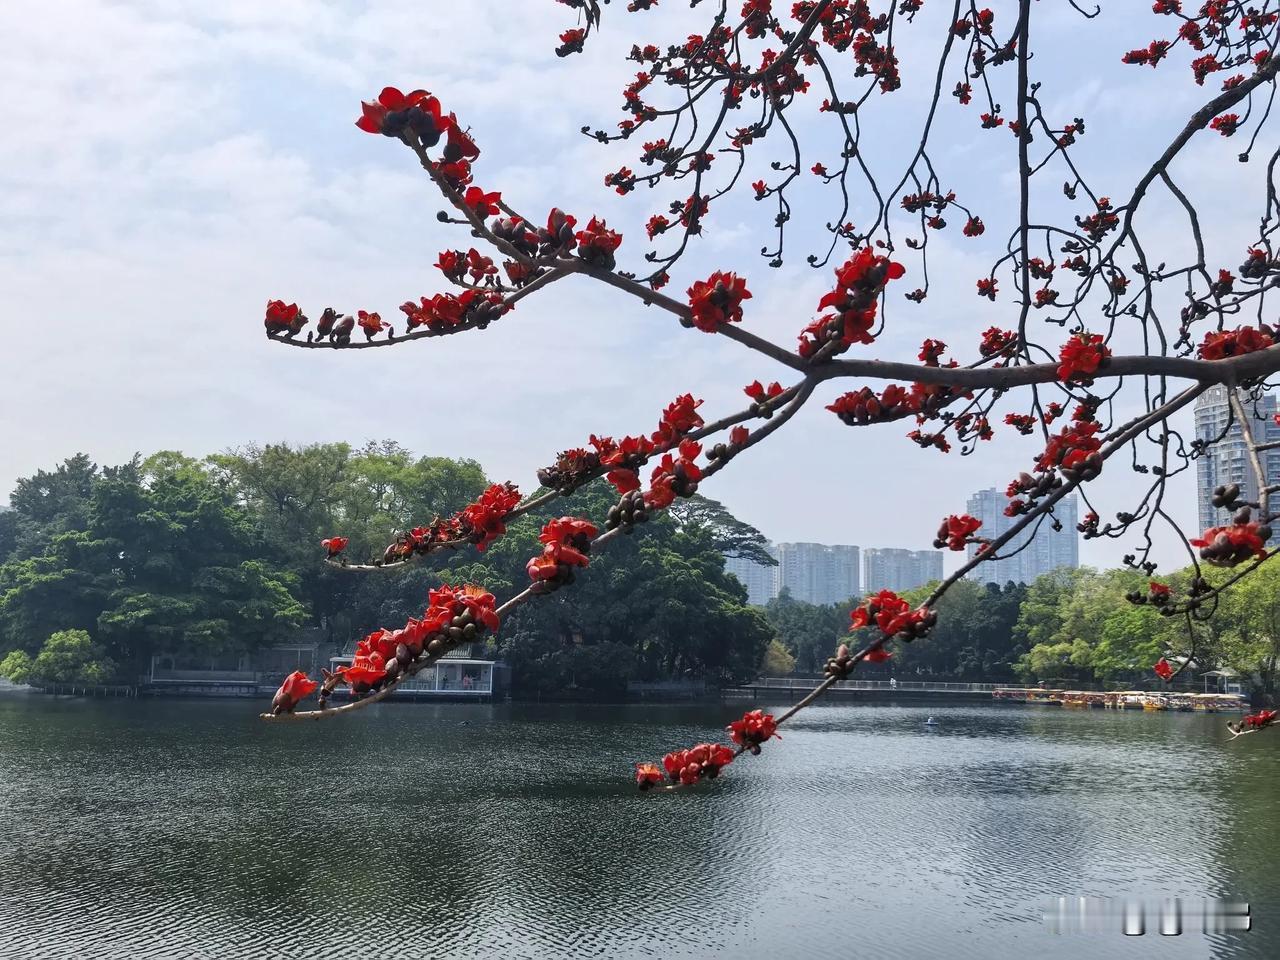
(0, 694), (1276, 959)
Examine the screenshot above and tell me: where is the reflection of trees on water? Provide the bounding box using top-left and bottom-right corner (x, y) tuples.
(4, 698), (1275, 958)
(1205, 737), (1280, 960)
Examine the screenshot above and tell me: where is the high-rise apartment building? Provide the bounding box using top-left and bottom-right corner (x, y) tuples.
(1194, 386), (1280, 539)
(724, 545), (780, 606)
(963, 489), (1079, 585)
(862, 548), (943, 594)
(775, 542), (860, 605)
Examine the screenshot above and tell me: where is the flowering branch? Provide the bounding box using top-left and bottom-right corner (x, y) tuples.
(257, 0), (1280, 760)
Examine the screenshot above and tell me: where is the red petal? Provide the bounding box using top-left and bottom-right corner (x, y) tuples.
(378, 86), (407, 109)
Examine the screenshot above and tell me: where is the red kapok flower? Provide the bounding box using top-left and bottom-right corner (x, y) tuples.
(433, 582), (501, 633)
(727, 708), (779, 752)
(1148, 581), (1171, 597)
(357, 310), (387, 339)
(322, 536), (350, 558)
(661, 743), (735, 785)
(687, 271), (752, 333)
(1198, 326), (1275, 361)
(264, 300), (306, 336)
(744, 380), (784, 402)
(934, 514), (982, 551)
(849, 590), (933, 640)
(1243, 709), (1279, 729)
(1190, 521), (1270, 566)
(652, 393), (704, 446)
(573, 217), (623, 268)
(463, 186), (503, 218)
(1153, 657), (1174, 681)
(355, 88), (447, 138)
(1056, 332), (1110, 383)
(271, 671), (318, 713)
(528, 517), (599, 587)
(919, 339), (948, 365)
(460, 483), (523, 551)
(979, 326), (1016, 357)
(1209, 113), (1239, 136)
(557, 28), (587, 57)
(635, 762), (665, 790)
(341, 651), (388, 689)
(444, 123), (480, 163)
(798, 248), (906, 356)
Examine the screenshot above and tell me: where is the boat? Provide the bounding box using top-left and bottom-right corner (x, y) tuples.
(1025, 688), (1063, 706)
(924, 716), (939, 726)
(992, 687), (1030, 702)
(988, 687), (1250, 717)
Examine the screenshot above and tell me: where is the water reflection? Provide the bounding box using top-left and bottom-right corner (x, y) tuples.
(0, 697), (1273, 958)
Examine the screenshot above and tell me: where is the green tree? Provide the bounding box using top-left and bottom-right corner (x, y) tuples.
(211, 441), (489, 645)
(668, 496), (777, 566)
(1219, 561), (1280, 693)
(0, 649), (32, 684)
(0, 453), (305, 672)
(4, 454), (101, 561)
(28, 629), (117, 684)
(761, 637), (796, 675)
(486, 480), (773, 694)
(888, 580), (1027, 681)
(762, 588), (848, 673)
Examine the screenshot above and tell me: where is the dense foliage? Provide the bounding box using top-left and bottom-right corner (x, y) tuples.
(762, 581), (1026, 682)
(5, 447), (1276, 697)
(0, 453), (306, 681)
(762, 566), (1279, 694)
(0, 445), (773, 694)
(1009, 565), (1280, 693)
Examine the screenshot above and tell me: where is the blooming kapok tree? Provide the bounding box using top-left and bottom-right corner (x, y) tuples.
(259, 0), (1280, 769)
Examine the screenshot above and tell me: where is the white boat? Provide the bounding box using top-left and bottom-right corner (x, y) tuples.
(924, 716), (939, 726)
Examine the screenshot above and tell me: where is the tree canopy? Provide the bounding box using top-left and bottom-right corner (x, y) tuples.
(0, 446), (775, 693)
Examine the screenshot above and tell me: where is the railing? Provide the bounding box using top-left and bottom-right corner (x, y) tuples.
(35, 683), (139, 697)
(149, 669), (258, 683)
(397, 676), (493, 694)
(736, 678), (1000, 693)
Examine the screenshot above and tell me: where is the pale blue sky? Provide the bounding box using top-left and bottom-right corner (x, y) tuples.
(0, 1), (1267, 575)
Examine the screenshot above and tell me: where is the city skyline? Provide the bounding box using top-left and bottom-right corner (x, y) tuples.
(723, 547), (779, 607)
(863, 548), (944, 596)
(776, 542), (861, 607)
(963, 489), (1080, 586)
(1194, 387), (1280, 545)
(724, 540), (945, 607)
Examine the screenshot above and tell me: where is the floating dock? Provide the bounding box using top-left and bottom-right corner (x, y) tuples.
(992, 688), (1248, 712)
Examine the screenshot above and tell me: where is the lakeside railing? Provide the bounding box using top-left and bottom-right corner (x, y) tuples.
(149, 669), (259, 683)
(35, 683), (140, 698)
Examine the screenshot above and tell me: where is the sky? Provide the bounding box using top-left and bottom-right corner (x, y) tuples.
(0, 1), (1270, 576)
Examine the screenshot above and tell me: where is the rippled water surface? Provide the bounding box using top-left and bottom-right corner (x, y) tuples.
(1, 695), (1278, 959)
